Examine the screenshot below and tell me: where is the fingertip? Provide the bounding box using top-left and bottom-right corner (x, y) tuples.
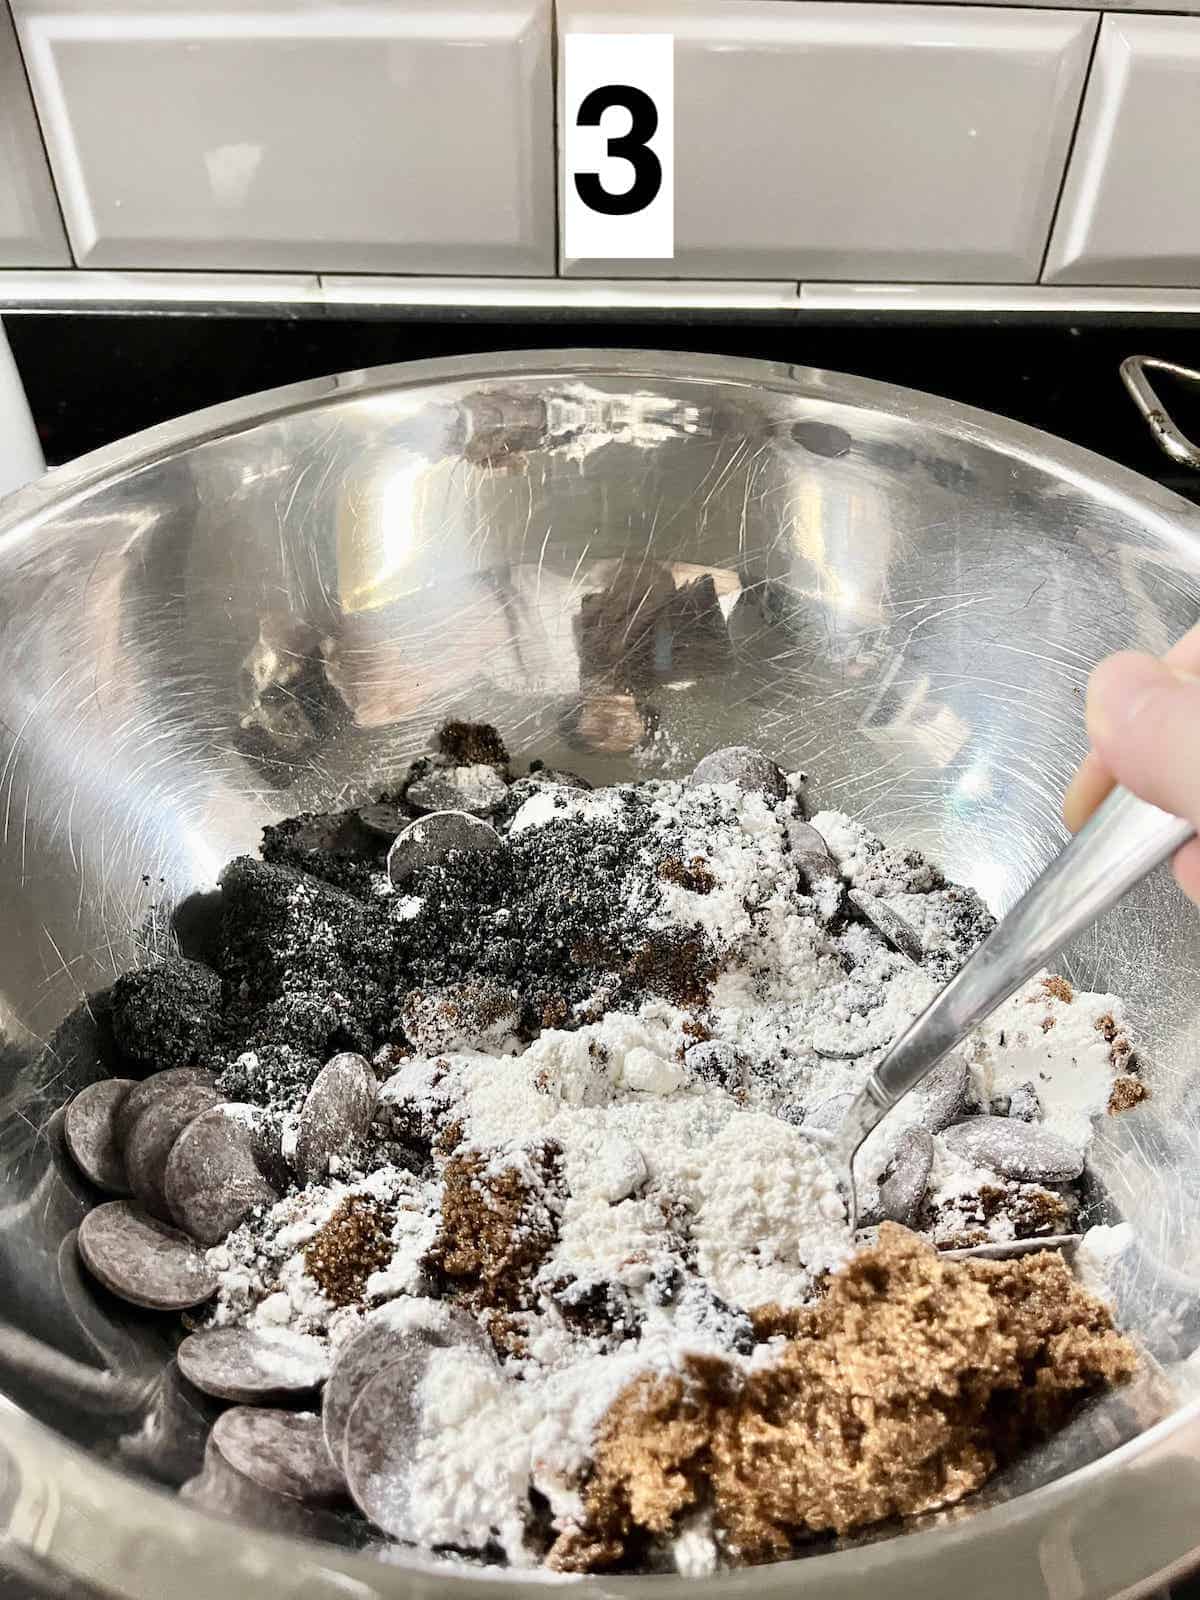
(1085, 651), (1164, 750)
(1062, 753), (1115, 832)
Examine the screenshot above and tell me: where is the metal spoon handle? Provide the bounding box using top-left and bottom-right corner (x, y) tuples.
(854, 787), (1195, 1138)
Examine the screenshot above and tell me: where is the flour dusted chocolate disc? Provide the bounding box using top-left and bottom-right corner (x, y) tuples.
(386, 810), (501, 889)
(344, 1340), (505, 1541)
(848, 888), (924, 965)
(114, 1066), (217, 1152)
(941, 1233), (1082, 1262)
(803, 1092), (854, 1133)
(527, 767), (591, 791)
(124, 1081), (223, 1219)
(177, 1326), (331, 1403)
(165, 1103), (279, 1245)
(791, 821), (832, 857)
(796, 850), (845, 923)
(912, 1055), (969, 1133)
(212, 1407), (345, 1505)
(877, 1127), (934, 1226)
(689, 746), (787, 799)
(64, 1079), (135, 1194)
(78, 1201), (218, 1311)
(322, 1301), (489, 1470)
(293, 1053), (377, 1185)
(940, 1116), (1084, 1183)
(342, 1351), (428, 1540)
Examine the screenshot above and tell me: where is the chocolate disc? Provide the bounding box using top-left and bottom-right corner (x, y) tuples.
(791, 821), (831, 857)
(177, 1326), (331, 1403)
(913, 1055), (969, 1133)
(165, 1103), (279, 1245)
(877, 1127), (935, 1226)
(114, 1066), (217, 1152)
(64, 1079), (135, 1194)
(849, 888), (925, 965)
(294, 1053), (377, 1185)
(211, 1407), (345, 1504)
(942, 1233), (1082, 1262)
(77, 1201), (217, 1311)
(57, 1231), (161, 1374)
(341, 1351), (428, 1540)
(322, 1301), (488, 1470)
(689, 746), (787, 799)
(940, 1116), (1084, 1183)
(45, 1104), (101, 1210)
(387, 810), (500, 890)
(343, 1334), (506, 1540)
(124, 1082), (223, 1220)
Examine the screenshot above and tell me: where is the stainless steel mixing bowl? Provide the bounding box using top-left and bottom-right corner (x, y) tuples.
(2, 348), (1200, 1600)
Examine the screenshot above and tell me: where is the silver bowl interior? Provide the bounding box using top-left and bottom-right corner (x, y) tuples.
(3, 349), (1200, 1599)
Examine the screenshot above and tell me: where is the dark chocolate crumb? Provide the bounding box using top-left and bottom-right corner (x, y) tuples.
(437, 720), (510, 768)
(110, 960), (222, 1073)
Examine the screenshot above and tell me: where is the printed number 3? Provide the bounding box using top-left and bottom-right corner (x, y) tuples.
(573, 85), (662, 216)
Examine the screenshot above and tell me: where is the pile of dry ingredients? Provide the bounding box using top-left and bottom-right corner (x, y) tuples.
(62, 724), (1142, 1574)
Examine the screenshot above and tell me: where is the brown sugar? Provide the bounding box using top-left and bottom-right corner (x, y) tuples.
(659, 856), (718, 895)
(401, 981), (521, 1054)
(1108, 1075), (1149, 1114)
(1041, 976), (1075, 1004)
(303, 1196), (395, 1308)
(926, 1180), (1075, 1249)
(1093, 1011), (1136, 1068)
(549, 1225), (1136, 1572)
(622, 930), (718, 1010)
(1003, 1184), (1075, 1236)
(426, 1139), (565, 1315)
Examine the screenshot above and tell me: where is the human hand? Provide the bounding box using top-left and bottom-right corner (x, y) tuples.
(1064, 621), (1200, 902)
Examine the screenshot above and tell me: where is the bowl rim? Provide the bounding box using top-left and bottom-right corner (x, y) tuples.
(3, 346), (1200, 1598)
(2, 344), (1200, 557)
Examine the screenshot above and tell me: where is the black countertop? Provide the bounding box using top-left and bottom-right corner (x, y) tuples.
(6, 314), (1200, 510)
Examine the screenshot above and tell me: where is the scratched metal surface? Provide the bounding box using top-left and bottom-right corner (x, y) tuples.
(2, 350), (1200, 1599)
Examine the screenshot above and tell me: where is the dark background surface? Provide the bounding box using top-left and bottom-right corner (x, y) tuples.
(6, 313), (1200, 509)
(2, 308), (1199, 1599)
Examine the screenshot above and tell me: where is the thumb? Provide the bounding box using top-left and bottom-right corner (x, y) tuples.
(1086, 651), (1200, 824)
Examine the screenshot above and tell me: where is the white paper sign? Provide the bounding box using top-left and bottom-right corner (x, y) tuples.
(564, 33), (674, 261)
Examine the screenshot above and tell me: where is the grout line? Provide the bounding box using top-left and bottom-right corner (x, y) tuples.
(550, 0), (563, 277)
(1038, 13), (1104, 285)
